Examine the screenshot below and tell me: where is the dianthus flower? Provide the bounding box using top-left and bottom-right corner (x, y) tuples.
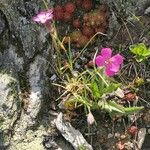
(96, 48), (124, 76)
(33, 9), (53, 24)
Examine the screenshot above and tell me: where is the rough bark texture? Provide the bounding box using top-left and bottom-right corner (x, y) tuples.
(0, 0), (149, 150)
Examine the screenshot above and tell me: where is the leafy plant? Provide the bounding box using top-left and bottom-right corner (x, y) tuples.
(36, 1), (144, 125)
(98, 100), (143, 115)
(130, 43), (150, 62)
(55, 67), (143, 120)
(78, 145), (87, 150)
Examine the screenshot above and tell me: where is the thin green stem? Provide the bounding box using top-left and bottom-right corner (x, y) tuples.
(73, 32), (107, 63)
(42, 0), (49, 10)
(96, 70), (109, 87)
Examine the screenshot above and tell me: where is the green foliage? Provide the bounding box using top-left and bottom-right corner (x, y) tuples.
(98, 101), (125, 114)
(57, 67), (143, 117)
(123, 106), (144, 115)
(98, 101), (143, 115)
(78, 145), (87, 150)
(130, 43), (150, 62)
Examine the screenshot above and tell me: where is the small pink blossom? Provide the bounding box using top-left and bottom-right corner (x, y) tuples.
(87, 112), (95, 125)
(33, 9), (53, 24)
(95, 48), (124, 76)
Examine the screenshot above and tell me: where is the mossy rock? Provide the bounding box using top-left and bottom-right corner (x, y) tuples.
(0, 73), (21, 130)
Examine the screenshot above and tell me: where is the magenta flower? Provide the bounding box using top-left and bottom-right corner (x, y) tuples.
(33, 9), (53, 24)
(95, 48), (124, 76)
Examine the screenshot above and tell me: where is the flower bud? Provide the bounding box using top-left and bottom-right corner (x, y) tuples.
(87, 112), (95, 125)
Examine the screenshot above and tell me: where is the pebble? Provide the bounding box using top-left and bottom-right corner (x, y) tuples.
(108, 133), (113, 138)
(145, 7), (150, 15)
(114, 132), (121, 138)
(72, 70), (79, 77)
(75, 62), (80, 69)
(120, 134), (126, 139)
(50, 74), (57, 81)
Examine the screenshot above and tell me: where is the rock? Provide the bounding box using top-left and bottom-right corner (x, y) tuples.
(100, 0), (149, 15)
(0, 72), (21, 148)
(0, 0), (44, 59)
(0, 0), (54, 149)
(0, 45), (24, 71)
(99, 0), (149, 42)
(0, 12), (6, 35)
(108, 133), (113, 139)
(55, 113), (93, 150)
(137, 128), (146, 149)
(145, 7), (150, 15)
(11, 127), (47, 150)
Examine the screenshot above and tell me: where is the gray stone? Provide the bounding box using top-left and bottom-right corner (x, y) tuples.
(0, 0), (44, 59)
(0, 73), (20, 129)
(0, 12), (6, 35)
(0, 72), (21, 148)
(145, 7), (150, 15)
(55, 113), (93, 150)
(0, 0), (53, 149)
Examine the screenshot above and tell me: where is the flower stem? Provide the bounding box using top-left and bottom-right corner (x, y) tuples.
(96, 70), (109, 87)
(73, 32), (107, 63)
(42, 0), (49, 10)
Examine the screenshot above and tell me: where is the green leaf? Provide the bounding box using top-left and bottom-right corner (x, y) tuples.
(103, 83), (120, 94)
(107, 101), (125, 113)
(98, 101), (125, 114)
(91, 81), (100, 98)
(98, 101), (143, 115)
(124, 106), (144, 115)
(130, 43), (150, 62)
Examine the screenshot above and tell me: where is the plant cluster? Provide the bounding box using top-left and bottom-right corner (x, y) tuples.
(55, 48), (143, 125)
(32, 2), (146, 126)
(53, 0), (109, 48)
(130, 43), (150, 62)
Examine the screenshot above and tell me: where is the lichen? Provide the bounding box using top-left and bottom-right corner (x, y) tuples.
(0, 72), (21, 131)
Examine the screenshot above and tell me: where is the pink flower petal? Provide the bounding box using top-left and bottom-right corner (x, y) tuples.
(96, 47), (124, 77)
(33, 16), (41, 22)
(46, 14), (52, 19)
(41, 19), (47, 24)
(37, 12), (46, 18)
(33, 14), (45, 23)
(101, 48), (112, 59)
(105, 67), (116, 76)
(47, 9), (53, 13)
(105, 63), (120, 76)
(107, 63), (120, 72)
(45, 11), (53, 19)
(95, 55), (105, 66)
(33, 9), (53, 24)
(111, 54), (124, 65)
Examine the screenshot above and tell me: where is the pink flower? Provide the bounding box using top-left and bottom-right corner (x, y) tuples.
(33, 9), (53, 24)
(95, 48), (124, 76)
